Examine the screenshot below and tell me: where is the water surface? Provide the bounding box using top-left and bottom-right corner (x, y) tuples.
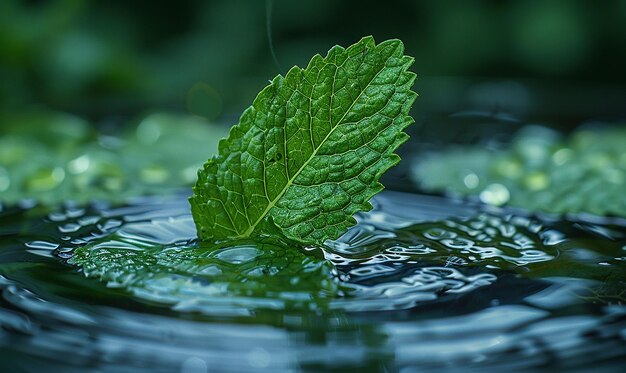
(0, 192), (625, 372)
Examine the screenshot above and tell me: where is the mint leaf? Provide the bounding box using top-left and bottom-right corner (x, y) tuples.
(69, 235), (338, 312)
(191, 36), (417, 244)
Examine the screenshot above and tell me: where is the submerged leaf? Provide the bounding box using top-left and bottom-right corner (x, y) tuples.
(68, 220), (339, 313)
(191, 36), (417, 244)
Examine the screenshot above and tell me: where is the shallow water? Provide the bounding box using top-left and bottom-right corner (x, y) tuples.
(0, 192), (625, 372)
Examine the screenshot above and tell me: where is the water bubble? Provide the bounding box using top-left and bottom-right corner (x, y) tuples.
(480, 184), (510, 206)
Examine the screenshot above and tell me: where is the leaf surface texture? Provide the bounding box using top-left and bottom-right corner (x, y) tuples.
(191, 36), (417, 244)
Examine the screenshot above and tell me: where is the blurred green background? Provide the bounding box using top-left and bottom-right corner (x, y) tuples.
(2, 0), (626, 123)
(1, 0), (626, 207)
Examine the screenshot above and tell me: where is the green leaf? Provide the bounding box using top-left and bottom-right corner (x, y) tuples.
(69, 232), (339, 313)
(190, 36), (417, 244)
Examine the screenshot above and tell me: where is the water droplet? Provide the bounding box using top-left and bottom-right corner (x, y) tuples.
(66, 208), (85, 218)
(68, 154), (90, 174)
(59, 223), (81, 233)
(25, 241), (59, 250)
(48, 212), (66, 222)
(197, 265), (222, 275)
(463, 173), (479, 189)
(479, 184), (510, 206)
(213, 246), (262, 264)
(78, 216), (99, 226)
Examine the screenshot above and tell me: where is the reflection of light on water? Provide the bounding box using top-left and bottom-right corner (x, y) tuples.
(50, 192), (608, 315)
(1, 191), (625, 371)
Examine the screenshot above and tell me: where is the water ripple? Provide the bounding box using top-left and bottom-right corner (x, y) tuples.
(0, 191), (624, 371)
